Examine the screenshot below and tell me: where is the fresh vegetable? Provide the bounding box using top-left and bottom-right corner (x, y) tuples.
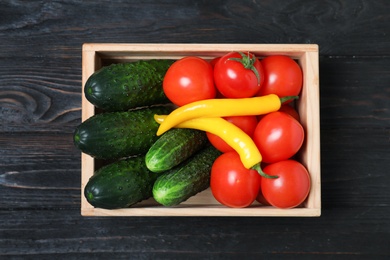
(145, 128), (208, 173)
(253, 111), (304, 163)
(154, 115), (262, 171)
(214, 51), (264, 98)
(206, 115), (258, 153)
(279, 104), (300, 121)
(210, 151), (261, 208)
(163, 56), (216, 106)
(152, 145), (221, 206)
(257, 55), (303, 98)
(84, 60), (174, 112)
(209, 57), (220, 67)
(73, 106), (172, 159)
(156, 94), (295, 136)
(78, 54), (310, 210)
(261, 160), (311, 209)
(84, 156), (161, 209)
(256, 182), (271, 206)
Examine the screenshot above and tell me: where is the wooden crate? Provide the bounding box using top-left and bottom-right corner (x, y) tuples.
(80, 43), (321, 217)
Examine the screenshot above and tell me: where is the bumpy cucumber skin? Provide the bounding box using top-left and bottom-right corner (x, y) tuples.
(73, 106), (172, 159)
(145, 128), (208, 173)
(152, 146), (222, 206)
(84, 156), (160, 209)
(84, 60), (174, 112)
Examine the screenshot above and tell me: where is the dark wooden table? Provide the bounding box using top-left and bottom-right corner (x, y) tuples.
(1, 1), (389, 258)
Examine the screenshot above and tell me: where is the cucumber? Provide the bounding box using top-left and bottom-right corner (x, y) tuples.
(145, 128), (208, 173)
(73, 106), (172, 159)
(152, 146), (221, 206)
(84, 60), (174, 112)
(84, 156), (160, 209)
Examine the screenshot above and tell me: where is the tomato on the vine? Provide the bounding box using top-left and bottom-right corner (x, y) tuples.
(257, 55), (303, 98)
(210, 152), (261, 208)
(163, 56), (216, 106)
(213, 52), (264, 98)
(206, 115), (258, 153)
(261, 160), (311, 209)
(253, 111), (304, 163)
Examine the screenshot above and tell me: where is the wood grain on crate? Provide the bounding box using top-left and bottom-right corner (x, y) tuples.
(80, 43), (321, 217)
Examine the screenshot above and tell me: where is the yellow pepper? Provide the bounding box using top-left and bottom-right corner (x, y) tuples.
(154, 115), (277, 179)
(156, 94), (294, 136)
(155, 115), (259, 168)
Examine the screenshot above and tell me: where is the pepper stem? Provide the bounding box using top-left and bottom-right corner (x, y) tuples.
(228, 52), (261, 85)
(280, 95), (299, 104)
(251, 163), (278, 179)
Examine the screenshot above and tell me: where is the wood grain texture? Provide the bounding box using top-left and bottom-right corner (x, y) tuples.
(320, 57), (390, 128)
(1, 0), (389, 258)
(0, 0), (389, 58)
(0, 58), (81, 132)
(1, 209), (389, 257)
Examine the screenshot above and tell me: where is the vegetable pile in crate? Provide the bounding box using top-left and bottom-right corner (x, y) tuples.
(79, 44), (321, 217)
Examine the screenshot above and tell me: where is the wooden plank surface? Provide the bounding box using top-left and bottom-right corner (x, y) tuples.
(1, 0), (389, 258)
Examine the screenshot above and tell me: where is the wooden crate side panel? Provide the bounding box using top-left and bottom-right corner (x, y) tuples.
(297, 50), (321, 212)
(81, 46), (100, 215)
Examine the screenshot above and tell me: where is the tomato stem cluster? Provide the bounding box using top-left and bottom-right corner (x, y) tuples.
(228, 52), (261, 85)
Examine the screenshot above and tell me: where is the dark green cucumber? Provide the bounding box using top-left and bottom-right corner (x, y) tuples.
(152, 146), (221, 206)
(73, 106), (172, 159)
(84, 156), (160, 209)
(145, 128), (208, 173)
(84, 60), (174, 112)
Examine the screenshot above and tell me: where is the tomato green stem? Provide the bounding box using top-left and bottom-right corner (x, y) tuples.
(251, 163), (278, 179)
(228, 52), (261, 85)
(280, 95), (299, 103)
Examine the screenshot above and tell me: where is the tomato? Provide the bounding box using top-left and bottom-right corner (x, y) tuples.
(261, 160), (310, 209)
(206, 115), (258, 153)
(163, 56), (216, 106)
(257, 55), (303, 98)
(278, 104), (300, 121)
(213, 52), (264, 98)
(253, 111), (304, 163)
(209, 57), (220, 67)
(256, 105), (299, 122)
(210, 152), (261, 208)
(256, 188), (271, 206)
(256, 176), (271, 206)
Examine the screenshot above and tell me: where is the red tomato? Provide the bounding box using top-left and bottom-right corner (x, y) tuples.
(279, 104), (300, 121)
(209, 57), (220, 67)
(211, 152), (261, 208)
(206, 115), (258, 153)
(257, 105), (299, 126)
(214, 52), (264, 98)
(163, 56), (216, 106)
(257, 55), (303, 98)
(256, 177), (271, 206)
(256, 188), (271, 206)
(261, 160), (311, 209)
(253, 111), (304, 163)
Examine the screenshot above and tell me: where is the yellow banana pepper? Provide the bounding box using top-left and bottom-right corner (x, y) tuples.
(156, 94), (295, 136)
(154, 115), (277, 179)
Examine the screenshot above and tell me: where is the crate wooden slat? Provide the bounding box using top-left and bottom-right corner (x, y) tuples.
(81, 43), (321, 217)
